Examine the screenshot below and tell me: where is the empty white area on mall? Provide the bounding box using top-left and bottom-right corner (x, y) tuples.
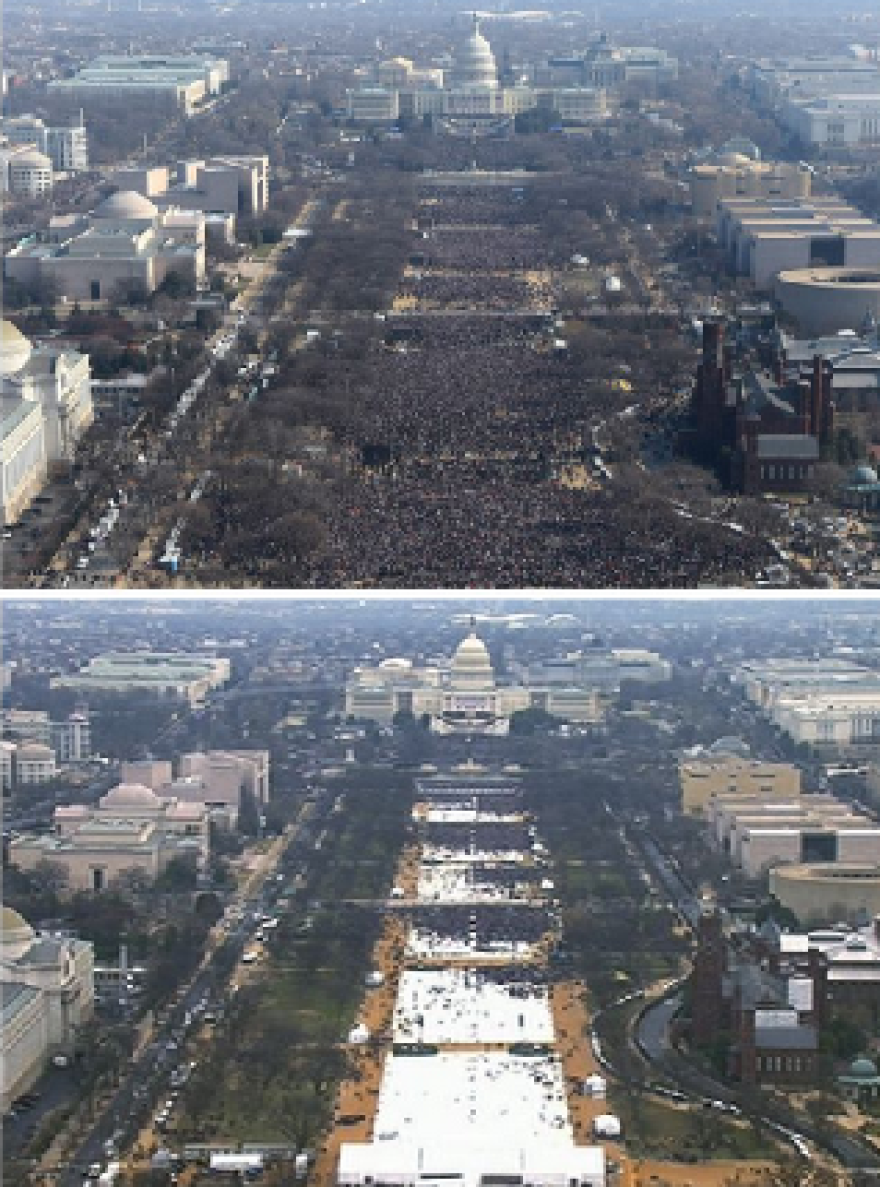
(421, 843), (527, 863)
(405, 925), (540, 961)
(424, 808), (524, 823)
(338, 1053), (604, 1187)
(376, 1051), (570, 1141)
(392, 968), (554, 1044)
(416, 861), (533, 903)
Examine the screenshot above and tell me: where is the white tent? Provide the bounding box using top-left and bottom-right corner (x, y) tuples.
(583, 1074), (606, 1097)
(592, 1114), (621, 1139)
(348, 1023), (371, 1044)
(210, 1154), (264, 1173)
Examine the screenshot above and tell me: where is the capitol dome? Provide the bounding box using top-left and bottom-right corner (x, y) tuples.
(450, 630), (495, 689)
(448, 13), (498, 89)
(0, 319), (32, 376)
(93, 190), (159, 221)
(102, 782), (161, 808)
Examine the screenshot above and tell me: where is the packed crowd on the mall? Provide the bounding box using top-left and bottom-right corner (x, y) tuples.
(293, 186), (773, 588)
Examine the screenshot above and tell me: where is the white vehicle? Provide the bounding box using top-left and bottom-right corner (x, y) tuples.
(98, 1160), (121, 1186)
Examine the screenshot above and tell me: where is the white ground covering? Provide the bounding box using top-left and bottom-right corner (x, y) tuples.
(421, 844), (526, 863)
(424, 809), (524, 823)
(393, 968), (554, 1044)
(417, 862), (528, 903)
(372, 1053), (572, 1146)
(405, 927), (539, 961)
(336, 780), (605, 1187)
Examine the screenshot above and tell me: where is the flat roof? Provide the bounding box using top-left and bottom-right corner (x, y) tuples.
(337, 1141), (605, 1187)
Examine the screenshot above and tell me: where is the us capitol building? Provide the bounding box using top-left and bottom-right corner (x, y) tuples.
(345, 629), (602, 736)
(346, 14), (607, 133)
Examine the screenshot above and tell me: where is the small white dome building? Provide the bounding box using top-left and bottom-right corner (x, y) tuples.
(93, 189), (160, 224)
(100, 782), (162, 810)
(1, 906), (37, 960)
(0, 319), (33, 376)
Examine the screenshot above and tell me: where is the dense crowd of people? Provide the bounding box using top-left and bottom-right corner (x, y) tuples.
(424, 821), (531, 851)
(419, 226), (559, 271)
(398, 272), (546, 310)
(410, 905), (550, 950)
(289, 184), (777, 587)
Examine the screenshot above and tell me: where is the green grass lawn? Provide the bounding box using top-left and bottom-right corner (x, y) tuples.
(608, 1090), (779, 1162)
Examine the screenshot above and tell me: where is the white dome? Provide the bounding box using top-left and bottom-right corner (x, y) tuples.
(17, 743), (54, 758)
(379, 657), (412, 671)
(449, 14), (498, 89)
(452, 631), (492, 670)
(450, 630), (495, 691)
(94, 190), (159, 221)
(102, 782), (161, 808)
(11, 148), (52, 169)
(2, 906), (35, 953)
(0, 319), (32, 376)
(716, 151), (751, 167)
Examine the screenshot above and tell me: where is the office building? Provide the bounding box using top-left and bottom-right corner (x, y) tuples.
(688, 154), (811, 218)
(113, 156), (269, 217)
(781, 93), (880, 148)
(119, 751), (268, 829)
(2, 709), (91, 765)
(736, 658), (880, 748)
(717, 196), (880, 290)
(5, 191), (206, 304)
(9, 781), (211, 891)
(0, 145), (53, 197)
(771, 864), (880, 924)
(49, 54), (229, 116)
(680, 752), (802, 817)
(52, 651), (230, 705)
(1, 320), (93, 526)
(1, 907), (94, 1110)
(178, 750), (267, 826)
(14, 743), (56, 785)
(0, 115), (88, 171)
(535, 33), (678, 88)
